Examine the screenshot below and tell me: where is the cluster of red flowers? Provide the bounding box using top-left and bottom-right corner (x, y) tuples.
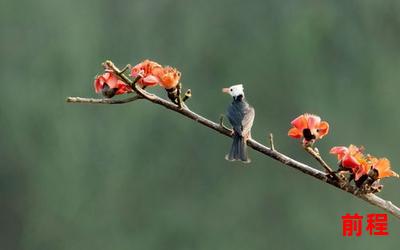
(288, 113), (399, 189)
(330, 145), (399, 186)
(94, 60), (181, 98)
(130, 60), (181, 89)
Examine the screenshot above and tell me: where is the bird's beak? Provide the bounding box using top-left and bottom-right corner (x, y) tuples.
(222, 88), (230, 94)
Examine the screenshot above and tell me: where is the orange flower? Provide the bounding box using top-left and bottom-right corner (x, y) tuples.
(288, 114), (329, 143)
(130, 59), (163, 87)
(94, 71), (133, 98)
(157, 66), (181, 89)
(370, 158), (399, 179)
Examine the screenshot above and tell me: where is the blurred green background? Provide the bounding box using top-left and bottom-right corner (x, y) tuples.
(1, 0), (400, 249)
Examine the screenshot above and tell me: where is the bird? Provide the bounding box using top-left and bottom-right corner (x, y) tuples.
(222, 84), (255, 163)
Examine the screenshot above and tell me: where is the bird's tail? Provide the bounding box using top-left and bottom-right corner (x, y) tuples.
(225, 134), (250, 163)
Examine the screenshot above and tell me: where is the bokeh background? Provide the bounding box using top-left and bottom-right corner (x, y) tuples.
(1, 0), (400, 249)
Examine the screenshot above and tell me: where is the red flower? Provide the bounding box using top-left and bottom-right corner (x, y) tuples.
(130, 60), (163, 87)
(94, 71), (133, 98)
(288, 114), (329, 143)
(330, 145), (363, 170)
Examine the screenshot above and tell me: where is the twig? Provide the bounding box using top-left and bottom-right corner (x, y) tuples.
(304, 146), (336, 175)
(66, 61), (400, 220)
(177, 82), (183, 109)
(120, 64), (131, 74)
(269, 133), (275, 151)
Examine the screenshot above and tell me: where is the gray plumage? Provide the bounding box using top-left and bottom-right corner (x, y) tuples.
(225, 95), (255, 163)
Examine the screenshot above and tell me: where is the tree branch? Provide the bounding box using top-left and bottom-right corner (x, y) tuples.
(66, 95), (142, 104)
(66, 62), (400, 220)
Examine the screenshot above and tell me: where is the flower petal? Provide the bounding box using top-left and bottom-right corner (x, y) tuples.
(114, 81), (133, 95)
(94, 76), (104, 93)
(317, 121), (329, 138)
(141, 75), (161, 86)
(130, 62), (144, 76)
(348, 145), (363, 155)
(131, 69), (144, 78)
(288, 127), (302, 138)
(342, 154), (360, 169)
(104, 73), (120, 89)
(374, 158), (399, 178)
(330, 146), (348, 160)
(291, 114), (308, 130)
(306, 114), (321, 130)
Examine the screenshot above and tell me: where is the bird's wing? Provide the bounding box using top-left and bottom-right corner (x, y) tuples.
(227, 104), (245, 135)
(241, 106), (255, 137)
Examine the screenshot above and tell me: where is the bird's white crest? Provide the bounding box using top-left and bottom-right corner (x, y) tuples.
(227, 84), (244, 97)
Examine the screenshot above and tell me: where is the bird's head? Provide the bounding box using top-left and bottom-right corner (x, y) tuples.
(222, 84), (244, 98)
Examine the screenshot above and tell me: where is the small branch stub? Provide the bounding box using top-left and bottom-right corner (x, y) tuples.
(269, 133), (275, 151)
(183, 89), (192, 102)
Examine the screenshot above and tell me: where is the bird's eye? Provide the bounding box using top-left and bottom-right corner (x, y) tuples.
(230, 88), (233, 91)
